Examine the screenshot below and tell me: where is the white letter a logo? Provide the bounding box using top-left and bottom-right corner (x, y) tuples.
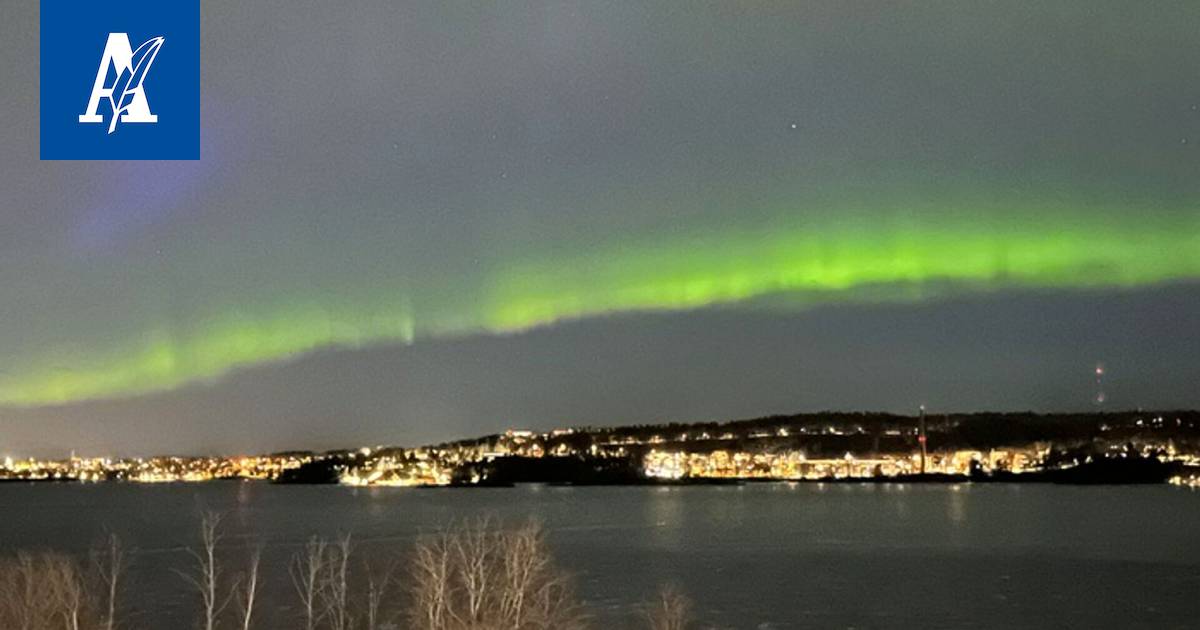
(79, 33), (165, 133)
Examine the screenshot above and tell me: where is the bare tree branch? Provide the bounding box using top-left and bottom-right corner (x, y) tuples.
(642, 583), (691, 630)
(91, 532), (128, 630)
(290, 536), (327, 630)
(319, 534), (353, 630)
(234, 545), (262, 630)
(180, 511), (231, 630)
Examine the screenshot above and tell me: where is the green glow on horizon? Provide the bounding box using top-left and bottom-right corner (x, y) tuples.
(1, 200), (1196, 407)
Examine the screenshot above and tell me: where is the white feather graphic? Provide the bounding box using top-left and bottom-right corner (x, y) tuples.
(107, 36), (165, 134)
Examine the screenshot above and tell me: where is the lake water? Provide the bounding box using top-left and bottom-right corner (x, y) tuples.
(1, 482), (1198, 629)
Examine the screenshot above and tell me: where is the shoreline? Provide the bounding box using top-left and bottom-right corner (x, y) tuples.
(1, 459), (1183, 488)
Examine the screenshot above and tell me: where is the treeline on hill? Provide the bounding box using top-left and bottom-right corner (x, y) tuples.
(555, 410), (1200, 452)
(0, 515), (696, 630)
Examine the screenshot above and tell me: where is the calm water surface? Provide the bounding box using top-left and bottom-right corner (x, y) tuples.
(1, 482), (1198, 629)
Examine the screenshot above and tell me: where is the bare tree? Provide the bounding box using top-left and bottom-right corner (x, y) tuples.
(2, 552), (47, 630)
(290, 536), (327, 630)
(497, 521), (546, 626)
(319, 534), (353, 630)
(642, 583), (691, 630)
(0, 551), (96, 630)
(50, 555), (87, 630)
(362, 556), (398, 630)
(407, 518), (586, 630)
(91, 532), (128, 630)
(408, 527), (454, 630)
(233, 546), (262, 630)
(451, 517), (492, 626)
(179, 512), (232, 630)
(8, 552), (48, 630)
(499, 521), (585, 630)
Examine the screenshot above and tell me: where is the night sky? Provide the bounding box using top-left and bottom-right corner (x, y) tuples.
(2, 1), (1198, 456)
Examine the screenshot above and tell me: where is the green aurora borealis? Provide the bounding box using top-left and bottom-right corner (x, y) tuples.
(2, 199), (1195, 407)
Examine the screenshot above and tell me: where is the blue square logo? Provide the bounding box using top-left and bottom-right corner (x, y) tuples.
(40, 0), (200, 160)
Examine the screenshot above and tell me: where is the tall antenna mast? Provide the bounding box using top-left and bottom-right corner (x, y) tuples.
(918, 404), (927, 475)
